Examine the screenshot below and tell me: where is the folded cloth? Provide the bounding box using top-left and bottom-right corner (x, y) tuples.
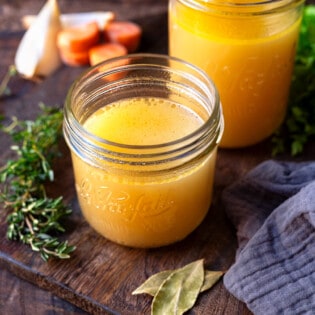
(222, 160), (315, 315)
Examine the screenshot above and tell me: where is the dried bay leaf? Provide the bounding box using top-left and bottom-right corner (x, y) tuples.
(201, 270), (224, 293)
(132, 259), (224, 314)
(151, 259), (204, 315)
(132, 268), (224, 297)
(132, 270), (173, 296)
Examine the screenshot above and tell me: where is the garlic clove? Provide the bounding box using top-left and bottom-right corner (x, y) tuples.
(15, 0), (62, 78)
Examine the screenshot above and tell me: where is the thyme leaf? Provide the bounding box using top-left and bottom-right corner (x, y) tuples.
(0, 103), (75, 261)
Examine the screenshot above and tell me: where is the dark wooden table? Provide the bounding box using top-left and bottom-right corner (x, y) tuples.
(0, 1), (314, 314)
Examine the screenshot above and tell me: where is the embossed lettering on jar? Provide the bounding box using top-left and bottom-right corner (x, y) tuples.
(63, 54), (224, 248)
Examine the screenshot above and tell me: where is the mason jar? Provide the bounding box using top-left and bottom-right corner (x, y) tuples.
(169, 0), (305, 148)
(63, 53), (224, 248)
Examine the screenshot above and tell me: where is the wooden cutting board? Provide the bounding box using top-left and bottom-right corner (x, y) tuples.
(0, 141), (249, 315)
(0, 97), (259, 315)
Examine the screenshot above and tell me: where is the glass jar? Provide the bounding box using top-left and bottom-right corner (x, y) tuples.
(63, 54), (224, 248)
(169, 0), (305, 148)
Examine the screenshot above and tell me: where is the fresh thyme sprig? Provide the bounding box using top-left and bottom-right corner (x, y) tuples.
(0, 65), (17, 97)
(0, 103), (75, 261)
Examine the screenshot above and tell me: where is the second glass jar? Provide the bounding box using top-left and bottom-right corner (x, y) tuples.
(169, 0), (305, 148)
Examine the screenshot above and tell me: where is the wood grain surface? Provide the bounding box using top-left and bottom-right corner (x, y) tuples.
(0, 0), (314, 314)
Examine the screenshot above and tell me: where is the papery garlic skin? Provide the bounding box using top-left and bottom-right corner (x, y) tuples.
(15, 0), (62, 78)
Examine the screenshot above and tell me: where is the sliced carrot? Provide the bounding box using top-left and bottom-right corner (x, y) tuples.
(57, 21), (100, 53)
(89, 43), (129, 81)
(89, 42), (127, 66)
(104, 21), (142, 53)
(59, 48), (90, 67)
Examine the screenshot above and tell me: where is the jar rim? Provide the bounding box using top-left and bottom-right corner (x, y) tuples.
(63, 53), (224, 170)
(65, 53), (223, 150)
(177, 0), (305, 14)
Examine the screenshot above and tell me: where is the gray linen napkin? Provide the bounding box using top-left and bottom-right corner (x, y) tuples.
(222, 160), (315, 315)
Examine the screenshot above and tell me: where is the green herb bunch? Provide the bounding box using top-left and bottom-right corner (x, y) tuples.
(272, 5), (315, 155)
(0, 103), (75, 261)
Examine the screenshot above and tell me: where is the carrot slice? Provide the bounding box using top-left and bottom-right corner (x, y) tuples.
(89, 42), (127, 66)
(57, 21), (100, 53)
(104, 21), (142, 53)
(59, 48), (90, 67)
(89, 43), (129, 81)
